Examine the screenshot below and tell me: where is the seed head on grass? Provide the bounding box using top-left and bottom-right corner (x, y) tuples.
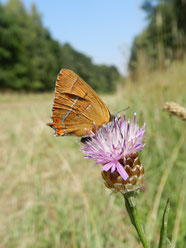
(162, 102), (186, 121)
(81, 114), (146, 193)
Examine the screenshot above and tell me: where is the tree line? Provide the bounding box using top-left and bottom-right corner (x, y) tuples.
(0, 0), (120, 92)
(129, 0), (186, 75)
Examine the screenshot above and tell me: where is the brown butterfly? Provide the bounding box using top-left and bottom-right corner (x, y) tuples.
(47, 69), (112, 140)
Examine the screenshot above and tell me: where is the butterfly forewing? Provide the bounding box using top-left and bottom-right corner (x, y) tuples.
(47, 69), (110, 136)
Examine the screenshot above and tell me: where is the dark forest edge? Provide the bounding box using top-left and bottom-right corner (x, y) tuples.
(129, 0), (186, 76)
(0, 0), (120, 93)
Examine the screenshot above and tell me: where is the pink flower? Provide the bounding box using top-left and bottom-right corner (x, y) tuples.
(81, 114), (146, 181)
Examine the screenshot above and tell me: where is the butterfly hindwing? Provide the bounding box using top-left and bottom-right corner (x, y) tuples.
(48, 69), (110, 136)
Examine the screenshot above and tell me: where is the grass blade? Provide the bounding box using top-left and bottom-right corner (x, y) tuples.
(158, 199), (171, 248)
(171, 176), (186, 248)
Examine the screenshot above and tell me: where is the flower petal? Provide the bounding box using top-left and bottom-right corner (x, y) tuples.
(116, 161), (129, 180)
(102, 162), (113, 172)
(81, 114), (145, 172)
(111, 162), (116, 173)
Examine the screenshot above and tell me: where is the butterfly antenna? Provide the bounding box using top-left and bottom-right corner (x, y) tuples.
(115, 106), (130, 117)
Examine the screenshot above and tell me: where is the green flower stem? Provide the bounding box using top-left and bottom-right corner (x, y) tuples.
(123, 192), (149, 248)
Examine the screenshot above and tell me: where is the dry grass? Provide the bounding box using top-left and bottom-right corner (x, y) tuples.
(0, 59), (186, 247)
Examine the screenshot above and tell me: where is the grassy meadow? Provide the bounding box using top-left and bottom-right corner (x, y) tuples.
(0, 60), (186, 248)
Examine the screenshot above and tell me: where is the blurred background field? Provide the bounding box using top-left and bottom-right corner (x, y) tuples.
(0, 59), (186, 247)
(0, 0), (186, 248)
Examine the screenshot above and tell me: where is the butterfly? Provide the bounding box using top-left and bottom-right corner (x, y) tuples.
(47, 69), (112, 140)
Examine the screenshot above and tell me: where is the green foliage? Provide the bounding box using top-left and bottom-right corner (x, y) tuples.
(0, 0), (120, 92)
(129, 0), (186, 74)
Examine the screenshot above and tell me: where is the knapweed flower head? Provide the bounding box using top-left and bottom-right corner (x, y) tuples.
(81, 114), (146, 193)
